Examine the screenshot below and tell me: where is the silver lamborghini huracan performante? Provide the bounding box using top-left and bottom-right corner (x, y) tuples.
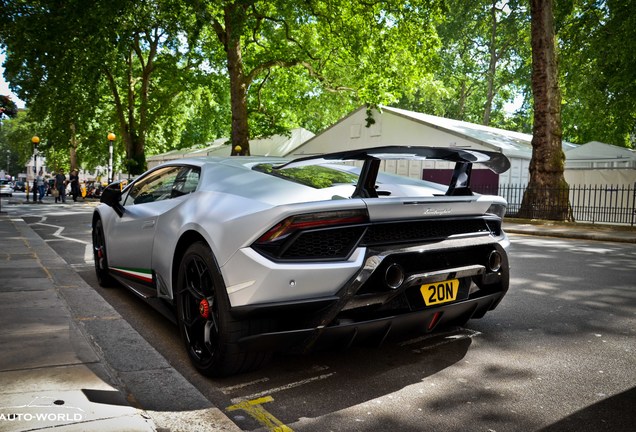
(93, 146), (511, 376)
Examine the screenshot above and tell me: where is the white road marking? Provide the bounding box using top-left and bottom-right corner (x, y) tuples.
(39, 221), (89, 244)
(84, 243), (94, 263)
(25, 214), (94, 265)
(220, 378), (271, 394)
(230, 372), (335, 404)
(399, 328), (482, 353)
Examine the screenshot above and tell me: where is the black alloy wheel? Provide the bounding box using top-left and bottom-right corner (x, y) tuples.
(176, 243), (220, 373)
(92, 218), (115, 287)
(176, 241), (273, 377)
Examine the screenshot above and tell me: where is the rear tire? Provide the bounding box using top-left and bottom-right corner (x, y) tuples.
(92, 217), (115, 287)
(175, 241), (272, 377)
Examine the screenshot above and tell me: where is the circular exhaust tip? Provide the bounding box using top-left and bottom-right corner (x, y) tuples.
(488, 250), (502, 272)
(385, 263), (405, 290)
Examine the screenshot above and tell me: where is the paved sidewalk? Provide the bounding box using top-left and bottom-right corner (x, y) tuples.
(503, 218), (636, 243)
(0, 214), (241, 432)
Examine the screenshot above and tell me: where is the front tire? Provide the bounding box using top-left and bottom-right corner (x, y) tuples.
(175, 241), (272, 377)
(92, 217), (115, 287)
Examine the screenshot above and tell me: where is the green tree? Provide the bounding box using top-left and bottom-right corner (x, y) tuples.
(0, 0), (213, 175)
(192, 0), (443, 155)
(400, 0), (530, 126)
(0, 111), (41, 172)
(0, 0), (104, 171)
(558, 0), (636, 147)
(518, 0), (571, 221)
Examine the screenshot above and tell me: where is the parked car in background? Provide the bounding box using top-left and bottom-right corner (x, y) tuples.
(0, 180), (14, 196)
(93, 145), (511, 377)
(13, 180), (25, 192)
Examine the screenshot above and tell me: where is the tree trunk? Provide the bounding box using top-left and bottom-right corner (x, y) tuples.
(102, 40), (151, 176)
(126, 52), (144, 174)
(458, 80), (468, 120)
(227, 40), (250, 155)
(224, 8), (250, 156)
(518, 0), (572, 221)
(69, 122), (78, 171)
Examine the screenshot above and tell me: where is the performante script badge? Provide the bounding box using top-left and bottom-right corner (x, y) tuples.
(423, 208), (452, 216)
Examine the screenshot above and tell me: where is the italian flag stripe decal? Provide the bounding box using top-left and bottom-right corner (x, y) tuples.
(110, 267), (153, 283)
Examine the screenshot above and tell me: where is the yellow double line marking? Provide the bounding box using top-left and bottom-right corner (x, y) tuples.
(226, 396), (292, 432)
(225, 368), (334, 431)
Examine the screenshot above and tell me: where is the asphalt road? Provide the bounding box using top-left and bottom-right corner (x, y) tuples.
(11, 198), (636, 432)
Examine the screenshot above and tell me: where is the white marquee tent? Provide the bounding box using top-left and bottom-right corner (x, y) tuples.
(286, 106), (551, 188)
(287, 106), (636, 188)
(564, 141), (636, 186)
(147, 128), (314, 169)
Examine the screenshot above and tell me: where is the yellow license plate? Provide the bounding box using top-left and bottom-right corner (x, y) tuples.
(421, 279), (460, 306)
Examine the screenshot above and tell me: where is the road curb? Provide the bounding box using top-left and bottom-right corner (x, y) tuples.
(504, 224), (636, 243)
(11, 217), (241, 432)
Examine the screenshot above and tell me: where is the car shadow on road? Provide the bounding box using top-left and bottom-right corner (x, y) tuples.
(214, 326), (474, 424)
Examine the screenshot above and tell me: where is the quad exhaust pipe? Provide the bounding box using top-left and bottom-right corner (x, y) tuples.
(488, 250), (502, 272)
(384, 263), (405, 290)
(383, 249), (502, 290)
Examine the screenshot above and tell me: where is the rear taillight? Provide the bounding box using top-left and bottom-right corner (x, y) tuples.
(256, 209), (369, 244)
(486, 203), (506, 219)
(253, 209), (369, 261)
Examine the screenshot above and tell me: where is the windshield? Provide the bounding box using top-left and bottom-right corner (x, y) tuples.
(253, 163), (359, 189)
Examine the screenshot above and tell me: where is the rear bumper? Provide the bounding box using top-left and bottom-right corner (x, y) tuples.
(232, 234), (509, 352)
(236, 291), (504, 352)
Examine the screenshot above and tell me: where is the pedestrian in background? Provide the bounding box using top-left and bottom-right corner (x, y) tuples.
(54, 169), (67, 203)
(69, 169), (80, 202)
(36, 169), (46, 203)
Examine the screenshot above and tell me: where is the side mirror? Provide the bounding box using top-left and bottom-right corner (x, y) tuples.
(100, 182), (125, 217)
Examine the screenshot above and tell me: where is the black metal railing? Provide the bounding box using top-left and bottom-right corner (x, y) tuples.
(474, 183), (636, 226)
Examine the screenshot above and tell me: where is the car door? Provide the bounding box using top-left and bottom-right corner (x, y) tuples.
(107, 165), (192, 294)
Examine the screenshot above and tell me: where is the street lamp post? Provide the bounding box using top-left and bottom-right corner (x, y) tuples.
(27, 136), (40, 202)
(107, 132), (116, 184)
(0, 150), (11, 213)
(0, 151), (7, 214)
(32, 136), (40, 202)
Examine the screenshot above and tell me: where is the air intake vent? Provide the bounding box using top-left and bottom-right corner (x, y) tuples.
(362, 219), (495, 246)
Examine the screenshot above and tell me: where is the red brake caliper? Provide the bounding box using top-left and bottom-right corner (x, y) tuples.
(199, 299), (210, 319)
(95, 247), (104, 269)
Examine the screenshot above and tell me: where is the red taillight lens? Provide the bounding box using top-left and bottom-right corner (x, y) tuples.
(257, 209), (369, 243)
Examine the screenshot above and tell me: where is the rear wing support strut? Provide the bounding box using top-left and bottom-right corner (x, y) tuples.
(352, 159), (381, 198)
(446, 162), (473, 196)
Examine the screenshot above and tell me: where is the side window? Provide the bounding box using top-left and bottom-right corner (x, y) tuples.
(171, 167), (200, 197)
(123, 166), (181, 206)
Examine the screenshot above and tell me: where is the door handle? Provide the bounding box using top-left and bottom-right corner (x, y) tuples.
(142, 220), (156, 229)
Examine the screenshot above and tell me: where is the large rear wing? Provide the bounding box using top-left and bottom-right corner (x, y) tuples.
(275, 146), (510, 197)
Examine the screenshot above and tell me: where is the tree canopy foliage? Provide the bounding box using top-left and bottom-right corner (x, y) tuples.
(558, 0), (636, 147)
(188, 0), (444, 154)
(0, 0), (633, 177)
(399, 0), (531, 128)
